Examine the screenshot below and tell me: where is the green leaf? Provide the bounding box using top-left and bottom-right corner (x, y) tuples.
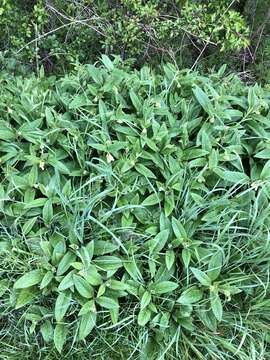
(78, 243), (94, 267)
(192, 86), (214, 115)
(94, 256), (123, 271)
(54, 324), (68, 353)
(55, 291), (71, 322)
(93, 240), (119, 255)
(57, 251), (76, 276)
(80, 265), (102, 286)
(260, 160), (270, 180)
(148, 229), (170, 254)
(124, 259), (142, 281)
(100, 54), (114, 70)
(164, 193), (175, 217)
(171, 217), (186, 240)
(73, 275), (93, 298)
(165, 249), (175, 270)
(0, 121), (15, 140)
(210, 292), (223, 321)
(140, 291), (151, 310)
(150, 281), (178, 295)
(138, 307), (151, 326)
(69, 95), (88, 109)
(22, 217), (37, 236)
(78, 300), (96, 316)
(130, 90), (142, 112)
(96, 296), (119, 309)
(78, 312), (97, 340)
(58, 271), (74, 291)
(208, 252), (223, 281)
(15, 288), (37, 309)
(43, 199), (53, 225)
(24, 198), (47, 209)
(41, 320), (54, 343)
(182, 249), (191, 268)
(14, 270), (43, 289)
(209, 149), (219, 169)
(142, 193), (163, 206)
(110, 307), (119, 325)
(190, 267), (211, 286)
(40, 271), (54, 289)
(221, 171), (249, 185)
(135, 164), (156, 179)
(177, 287), (203, 305)
(254, 149), (270, 159)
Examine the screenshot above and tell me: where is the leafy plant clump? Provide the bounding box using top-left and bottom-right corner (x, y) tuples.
(0, 57), (270, 359)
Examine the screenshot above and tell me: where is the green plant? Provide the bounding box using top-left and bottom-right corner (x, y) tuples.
(0, 1), (249, 73)
(0, 57), (270, 358)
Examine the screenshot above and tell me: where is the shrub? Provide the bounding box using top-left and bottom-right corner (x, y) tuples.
(0, 57), (270, 358)
(0, 1), (249, 73)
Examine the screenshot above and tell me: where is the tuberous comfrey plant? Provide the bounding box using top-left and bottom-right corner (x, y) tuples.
(0, 57), (269, 358)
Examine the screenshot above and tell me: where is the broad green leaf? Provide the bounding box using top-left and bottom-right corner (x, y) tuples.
(43, 199), (53, 225)
(54, 324), (68, 353)
(164, 193), (175, 217)
(142, 193), (163, 206)
(110, 307), (119, 324)
(190, 267), (211, 286)
(96, 296), (119, 309)
(138, 307), (151, 326)
(40, 271), (54, 289)
(93, 240), (119, 255)
(171, 217), (186, 240)
(210, 292), (223, 321)
(73, 275), (93, 298)
(94, 256), (123, 271)
(15, 288), (37, 309)
(165, 249), (175, 270)
(80, 265), (102, 286)
(58, 271), (74, 291)
(177, 287), (203, 305)
(124, 259), (142, 281)
(22, 217), (37, 236)
(57, 251), (76, 276)
(140, 291), (151, 310)
(108, 279), (129, 291)
(260, 160), (270, 180)
(150, 281), (178, 295)
(130, 90), (142, 112)
(135, 164), (156, 179)
(78, 312), (96, 340)
(24, 198), (47, 209)
(69, 95), (88, 109)
(0, 121), (15, 140)
(100, 54), (114, 70)
(78, 300), (96, 316)
(148, 229), (170, 254)
(254, 149), (270, 159)
(192, 85), (214, 115)
(14, 270), (43, 289)
(221, 171), (249, 185)
(78, 242), (94, 267)
(208, 252), (223, 281)
(55, 291), (71, 322)
(41, 320), (54, 343)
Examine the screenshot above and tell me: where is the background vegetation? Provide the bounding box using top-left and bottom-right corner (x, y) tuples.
(1, 1), (270, 359)
(0, 0), (265, 77)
